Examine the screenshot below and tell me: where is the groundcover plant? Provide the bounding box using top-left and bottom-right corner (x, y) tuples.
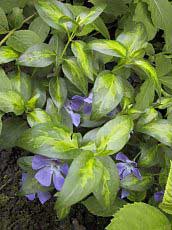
(1, 0), (172, 229)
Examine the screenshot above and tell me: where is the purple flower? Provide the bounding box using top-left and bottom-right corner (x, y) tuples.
(22, 173), (51, 204)
(154, 191), (164, 202)
(64, 100), (81, 127)
(116, 153), (142, 180)
(32, 155), (69, 191)
(121, 189), (129, 199)
(64, 92), (93, 127)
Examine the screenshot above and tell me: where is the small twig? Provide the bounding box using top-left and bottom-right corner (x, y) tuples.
(0, 12), (37, 47)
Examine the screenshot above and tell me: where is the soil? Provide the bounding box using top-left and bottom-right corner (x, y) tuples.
(0, 149), (110, 230)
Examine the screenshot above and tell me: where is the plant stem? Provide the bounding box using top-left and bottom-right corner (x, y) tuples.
(58, 24), (79, 65)
(0, 13), (37, 47)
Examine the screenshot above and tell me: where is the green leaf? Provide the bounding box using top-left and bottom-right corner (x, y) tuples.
(134, 78), (155, 111)
(116, 23), (147, 57)
(27, 108), (52, 127)
(83, 196), (125, 217)
(133, 2), (157, 41)
(88, 39), (127, 57)
(17, 123), (80, 159)
(0, 7), (9, 34)
(0, 68), (12, 92)
(9, 71), (32, 102)
(71, 40), (94, 81)
(55, 201), (70, 220)
(132, 59), (161, 95)
(159, 160), (172, 214)
(8, 7), (24, 29)
(29, 17), (50, 42)
(18, 43), (55, 67)
(62, 58), (88, 95)
(93, 17), (110, 39)
(35, 0), (73, 31)
(93, 156), (119, 208)
(78, 4), (105, 26)
(138, 144), (159, 168)
(138, 119), (172, 147)
(17, 156), (33, 172)
(106, 202), (171, 230)
(136, 107), (158, 127)
(0, 90), (25, 115)
(0, 118), (27, 149)
(91, 71), (123, 120)
(49, 77), (67, 110)
(0, 0), (27, 13)
(121, 174), (153, 192)
(142, 0), (172, 50)
(96, 115), (133, 154)
(89, 0), (129, 18)
(7, 30), (42, 53)
(57, 151), (103, 207)
(0, 46), (19, 64)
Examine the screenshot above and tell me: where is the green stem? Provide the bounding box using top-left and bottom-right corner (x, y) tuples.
(57, 24), (79, 65)
(0, 13), (37, 47)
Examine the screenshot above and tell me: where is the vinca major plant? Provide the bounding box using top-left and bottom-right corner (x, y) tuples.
(1, 0), (172, 229)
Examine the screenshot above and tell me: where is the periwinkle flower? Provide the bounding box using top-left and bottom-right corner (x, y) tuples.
(154, 191), (164, 202)
(22, 173), (51, 204)
(64, 92), (93, 127)
(121, 189), (130, 199)
(32, 155), (69, 191)
(116, 152), (142, 180)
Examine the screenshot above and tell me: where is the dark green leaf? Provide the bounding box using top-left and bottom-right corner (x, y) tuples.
(0, 46), (19, 64)
(17, 123), (80, 159)
(138, 119), (172, 147)
(49, 77), (67, 110)
(88, 39), (127, 57)
(0, 90), (25, 115)
(27, 108), (52, 127)
(71, 40), (94, 81)
(91, 71), (123, 120)
(96, 115), (133, 154)
(93, 156), (119, 208)
(29, 17), (50, 42)
(57, 151), (103, 207)
(7, 30), (42, 53)
(62, 58), (88, 95)
(0, 118), (27, 149)
(0, 7), (9, 34)
(18, 43), (55, 67)
(35, 0), (73, 31)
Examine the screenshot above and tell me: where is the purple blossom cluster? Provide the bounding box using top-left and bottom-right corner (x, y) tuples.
(22, 155), (69, 204)
(64, 93), (93, 127)
(115, 152), (142, 199)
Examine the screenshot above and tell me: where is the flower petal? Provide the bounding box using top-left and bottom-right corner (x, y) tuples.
(69, 111), (80, 127)
(116, 153), (129, 162)
(35, 166), (53, 187)
(22, 173), (27, 183)
(154, 191), (164, 202)
(84, 92), (93, 104)
(116, 163), (126, 177)
(121, 189), (129, 199)
(53, 171), (65, 191)
(132, 168), (142, 180)
(71, 95), (84, 111)
(60, 163), (69, 176)
(32, 155), (50, 170)
(83, 104), (92, 114)
(25, 193), (35, 201)
(37, 191), (51, 204)
(122, 168), (132, 179)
